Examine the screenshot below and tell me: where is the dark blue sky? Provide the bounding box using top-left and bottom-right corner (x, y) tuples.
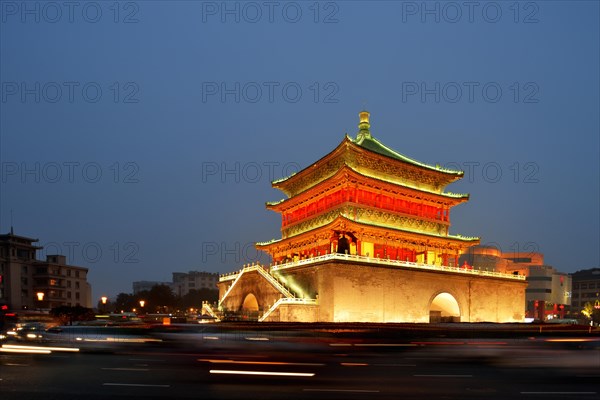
(1, 1), (598, 299)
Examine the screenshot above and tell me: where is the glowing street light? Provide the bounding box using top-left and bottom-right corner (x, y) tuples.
(139, 300), (145, 308)
(36, 292), (44, 301)
(99, 296), (108, 313)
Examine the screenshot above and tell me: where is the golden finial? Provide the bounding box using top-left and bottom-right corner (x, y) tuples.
(357, 110), (371, 139)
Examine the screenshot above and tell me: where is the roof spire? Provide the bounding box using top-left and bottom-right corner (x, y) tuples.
(357, 110), (371, 141)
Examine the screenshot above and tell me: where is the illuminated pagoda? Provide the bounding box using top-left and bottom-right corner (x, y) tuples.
(258, 111), (477, 267)
(215, 112), (527, 323)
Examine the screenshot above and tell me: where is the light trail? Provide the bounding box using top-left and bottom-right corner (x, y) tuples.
(199, 359), (324, 366)
(209, 369), (315, 377)
(2, 344), (79, 353)
(1, 348), (51, 354)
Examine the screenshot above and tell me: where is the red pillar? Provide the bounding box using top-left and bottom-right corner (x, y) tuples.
(441, 253), (448, 266)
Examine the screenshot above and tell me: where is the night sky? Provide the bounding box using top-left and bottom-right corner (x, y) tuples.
(1, 1), (598, 300)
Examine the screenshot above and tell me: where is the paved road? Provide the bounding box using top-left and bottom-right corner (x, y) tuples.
(1, 334), (599, 399)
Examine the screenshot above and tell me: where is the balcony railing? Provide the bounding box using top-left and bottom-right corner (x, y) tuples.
(220, 253), (525, 281)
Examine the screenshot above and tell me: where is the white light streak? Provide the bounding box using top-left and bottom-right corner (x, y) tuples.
(210, 369), (315, 377)
(2, 344), (79, 353)
(0, 348), (51, 354)
(199, 359), (324, 366)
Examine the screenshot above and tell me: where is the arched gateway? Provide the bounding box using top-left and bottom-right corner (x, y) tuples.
(241, 293), (259, 312)
(429, 292), (461, 323)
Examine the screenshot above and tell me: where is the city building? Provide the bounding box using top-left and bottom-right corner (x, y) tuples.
(460, 246), (572, 320)
(570, 268), (600, 311)
(172, 271), (219, 297)
(0, 230), (92, 310)
(132, 272), (219, 297)
(216, 112), (527, 323)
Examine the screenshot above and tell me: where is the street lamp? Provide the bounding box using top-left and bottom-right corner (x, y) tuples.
(139, 300), (145, 308)
(100, 296), (108, 313)
(36, 292), (45, 301)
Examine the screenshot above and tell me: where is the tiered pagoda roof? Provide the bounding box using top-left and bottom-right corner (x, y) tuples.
(257, 111), (479, 259)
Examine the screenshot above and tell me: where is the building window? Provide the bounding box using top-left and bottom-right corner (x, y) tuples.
(75, 282), (80, 289)
(526, 288), (552, 293)
(67, 281), (71, 288)
(21, 265), (28, 274)
(67, 270), (71, 277)
(75, 271), (80, 278)
(75, 292), (80, 300)
(581, 284), (588, 289)
(527, 276), (552, 281)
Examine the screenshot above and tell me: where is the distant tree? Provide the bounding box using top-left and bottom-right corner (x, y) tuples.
(114, 292), (136, 312)
(137, 285), (177, 313)
(113, 285), (218, 314)
(581, 301), (600, 324)
(180, 288), (219, 309)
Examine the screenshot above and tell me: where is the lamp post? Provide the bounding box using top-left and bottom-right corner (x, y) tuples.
(100, 296), (108, 313)
(36, 292), (45, 309)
